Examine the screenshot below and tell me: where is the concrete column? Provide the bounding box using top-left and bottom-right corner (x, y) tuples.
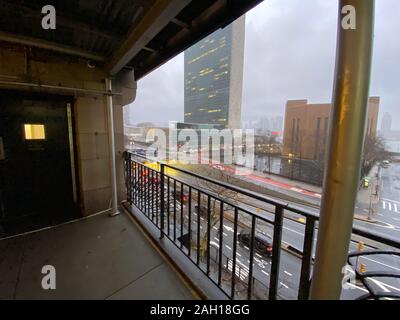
(310, 0), (375, 299)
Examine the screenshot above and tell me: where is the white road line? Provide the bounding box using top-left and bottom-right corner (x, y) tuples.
(211, 241), (219, 248)
(225, 245), (232, 250)
(244, 246), (250, 250)
(236, 252), (242, 257)
(214, 237), (219, 242)
(383, 201), (386, 210)
(372, 279), (400, 293)
(256, 253), (262, 258)
(395, 203), (398, 213)
(213, 226), (218, 230)
(283, 226), (304, 236)
(223, 232), (228, 237)
(370, 279), (391, 293)
(382, 198), (400, 205)
(261, 270), (269, 276)
(284, 271), (293, 277)
(345, 283), (369, 293)
(389, 202), (392, 211)
(280, 282), (289, 289)
(363, 256), (400, 272)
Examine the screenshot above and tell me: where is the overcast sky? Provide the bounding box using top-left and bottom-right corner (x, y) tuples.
(126, 0), (400, 130)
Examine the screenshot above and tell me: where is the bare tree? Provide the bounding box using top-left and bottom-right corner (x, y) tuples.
(361, 135), (391, 178)
(185, 164), (240, 259)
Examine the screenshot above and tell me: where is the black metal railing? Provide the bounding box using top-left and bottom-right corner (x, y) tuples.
(123, 151), (400, 300)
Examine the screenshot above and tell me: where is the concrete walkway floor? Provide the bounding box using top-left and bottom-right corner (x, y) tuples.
(0, 211), (195, 300)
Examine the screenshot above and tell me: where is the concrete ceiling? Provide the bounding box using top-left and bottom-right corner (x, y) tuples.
(0, 0), (263, 78)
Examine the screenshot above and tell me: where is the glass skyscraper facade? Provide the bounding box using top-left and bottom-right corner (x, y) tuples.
(184, 16), (245, 129)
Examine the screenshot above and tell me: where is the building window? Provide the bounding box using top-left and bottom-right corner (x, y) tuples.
(314, 118), (321, 160)
(24, 124), (46, 140)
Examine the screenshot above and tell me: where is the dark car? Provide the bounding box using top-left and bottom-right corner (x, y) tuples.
(238, 230), (273, 257)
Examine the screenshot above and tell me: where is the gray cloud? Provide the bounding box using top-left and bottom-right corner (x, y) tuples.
(127, 0), (400, 129)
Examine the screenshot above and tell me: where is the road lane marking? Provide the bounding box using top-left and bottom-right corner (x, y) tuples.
(244, 246), (250, 250)
(363, 256), (400, 272)
(214, 237), (219, 242)
(236, 252), (242, 257)
(389, 202), (392, 211)
(395, 203), (398, 212)
(280, 282), (289, 289)
(223, 225), (234, 232)
(284, 271), (293, 277)
(225, 245), (232, 250)
(345, 283), (369, 293)
(261, 270), (269, 276)
(382, 198), (400, 205)
(383, 201), (386, 210)
(283, 226), (304, 236)
(223, 232), (228, 236)
(372, 279), (400, 293)
(211, 241), (219, 248)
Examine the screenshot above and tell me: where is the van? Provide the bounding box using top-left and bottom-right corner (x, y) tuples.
(238, 230), (273, 257)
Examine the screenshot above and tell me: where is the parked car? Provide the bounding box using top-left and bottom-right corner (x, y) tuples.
(238, 230), (273, 257)
(381, 160), (390, 168)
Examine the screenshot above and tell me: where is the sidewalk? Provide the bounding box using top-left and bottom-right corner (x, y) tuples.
(354, 166), (380, 222)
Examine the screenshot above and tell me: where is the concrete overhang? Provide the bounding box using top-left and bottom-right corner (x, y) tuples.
(0, 0), (263, 80)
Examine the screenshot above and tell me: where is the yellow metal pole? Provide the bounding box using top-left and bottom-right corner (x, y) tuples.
(310, 0), (375, 299)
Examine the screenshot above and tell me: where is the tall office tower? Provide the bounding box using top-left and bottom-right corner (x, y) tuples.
(381, 112), (392, 135)
(184, 15), (245, 129)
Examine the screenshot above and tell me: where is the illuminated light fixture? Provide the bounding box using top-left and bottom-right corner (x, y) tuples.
(24, 124), (46, 140)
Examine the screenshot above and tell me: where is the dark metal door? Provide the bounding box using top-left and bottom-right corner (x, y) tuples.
(0, 91), (78, 233)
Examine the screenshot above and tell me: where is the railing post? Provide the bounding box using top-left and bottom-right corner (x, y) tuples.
(160, 163), (165, 239)
(269, 206), (283, 300)
(298, 217), (315, 300)
(310, 0), (375, 299)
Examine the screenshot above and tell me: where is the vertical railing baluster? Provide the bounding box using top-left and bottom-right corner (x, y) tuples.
(269, 206), (284, 300)
(167, 176), (170, 237)
(151, 169), (155, 221)
(218, 201), (224, 286)
(298, 217), (315, 300)
(206, 196), (211, 275)
(197, 191), (201, 265)
(188, 186), (192, 257)
(247, 216), (256, 300)
(160, 164), (165, 239)
(180, 182), (184, 249)
(231, 208), (239, 299)
(139, 164), (143, 210)
(173, 180), (177, 241)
